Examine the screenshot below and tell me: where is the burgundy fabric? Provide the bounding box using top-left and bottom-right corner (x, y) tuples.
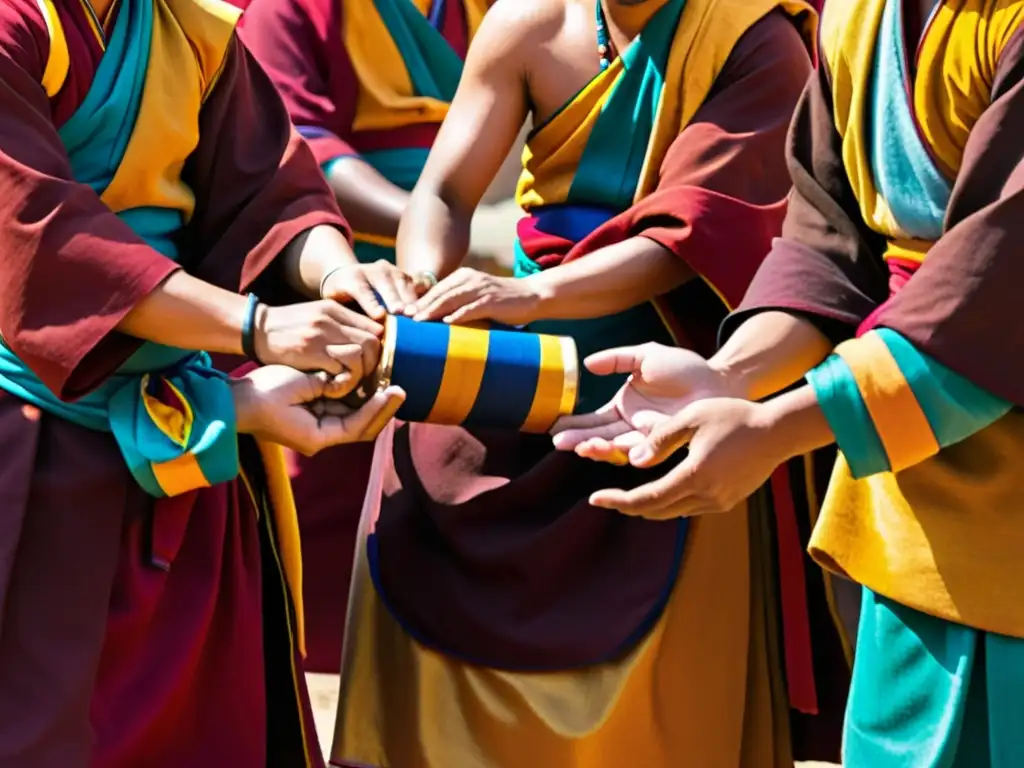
(370, 12), (815, 670)
(0, 395), (323, 768)
(287, 444), (375, 673)
(239, 0), (474, 162)
(0, 6), (347, 764)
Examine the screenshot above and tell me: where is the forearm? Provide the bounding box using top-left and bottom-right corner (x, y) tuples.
(761, 384), (837, 459)
(280, 224), (359, 299)
(710, 311), (834, 401)
(396, 186), (473, 278)
(526, 236), (693, 321)
(116, 270), (250, 355)
(326, 157), (409, 240)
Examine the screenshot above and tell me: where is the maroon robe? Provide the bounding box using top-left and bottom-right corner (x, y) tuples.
(238, 0), (474, 673)
(0, 2), (348, 765)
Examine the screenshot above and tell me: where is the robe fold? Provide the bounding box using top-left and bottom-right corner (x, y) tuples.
(330, 5), (844, 766)
(0, 0), (346, 764)
(722, 0), (1024, 760)
(240, 0), (489, 672)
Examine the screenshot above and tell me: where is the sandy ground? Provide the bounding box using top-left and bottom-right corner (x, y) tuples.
(306, 674), (839, 767)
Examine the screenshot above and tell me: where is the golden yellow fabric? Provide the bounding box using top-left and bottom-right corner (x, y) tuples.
(819, 0), (1024, 235)
(810, 412), (1024, 639)
(427, 324), (490, 425)
(521, 333), (570, 434)
(37, 0), (70, 97)
(257, 439), (306, 656)
(834, 334), (940, 472)
(516, 0), (816, 210)
(334, 481), (789, 767)
(152, 452), (210, 497)
(101, 0), (239, 219)
(343, 0), (489, 133)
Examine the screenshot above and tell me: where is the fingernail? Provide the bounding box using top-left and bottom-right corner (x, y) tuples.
(630, 445), (652, 464)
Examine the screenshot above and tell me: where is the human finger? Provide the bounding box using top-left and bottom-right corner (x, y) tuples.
(582, 345), (654, 376)
(552, 420), (632, 451)
(550, 404), (621, 437)
(443, 297), (491, 325)
(589, 460), (701, 516)
(574, 438), (631, 465)
(324, 301), (384, 336)
(328, 272), (387, 321)
(628, 408), (699, 468)
(413, 282), (479, 322)
(323, 343), (366, 387)
(319, 386), (406, 446)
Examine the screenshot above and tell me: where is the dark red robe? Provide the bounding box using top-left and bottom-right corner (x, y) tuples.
(0, 2), (348, 765)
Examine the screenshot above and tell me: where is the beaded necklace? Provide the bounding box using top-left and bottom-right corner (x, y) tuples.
(595, 1), (617, 70)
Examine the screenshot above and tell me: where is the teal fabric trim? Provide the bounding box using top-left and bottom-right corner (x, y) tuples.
(0, 0), (238, 497)
(846, 588), (1024, 767)
(361, 147), (430, 191)
(373, 0), (464, 101)
(868, 0), (950, 239)
(875, 329), (1011, 449)
(568, 0), (685, 209)
(354, 241), (397, 265)
(806, 354), (891, 478)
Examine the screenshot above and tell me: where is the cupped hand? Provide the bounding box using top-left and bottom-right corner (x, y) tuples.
(233, 365), (405, 455)
(321, 260), (433, 319)
(587, 397), (790, 519)
(255, 301), (382, 379)
(408, 267), (542, 325)
(551, 343), (739, 462)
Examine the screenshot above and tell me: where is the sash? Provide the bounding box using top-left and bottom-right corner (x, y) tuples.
(0, 0), (239, 500)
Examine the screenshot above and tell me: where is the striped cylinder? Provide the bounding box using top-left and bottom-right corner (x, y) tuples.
(377, 315), (578, 433)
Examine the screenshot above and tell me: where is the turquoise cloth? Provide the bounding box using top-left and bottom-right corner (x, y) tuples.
(847, 588), (1024, 767)
(868, 0), (951, 238)
(373, 0), (465, 102)
(0, 0), (238, 497)
(806, 329), (1011, 479)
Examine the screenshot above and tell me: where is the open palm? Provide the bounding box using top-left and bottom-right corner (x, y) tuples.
(551, 343), (738, 463)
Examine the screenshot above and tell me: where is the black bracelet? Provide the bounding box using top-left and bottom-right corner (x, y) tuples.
(241, 293), (262, 362)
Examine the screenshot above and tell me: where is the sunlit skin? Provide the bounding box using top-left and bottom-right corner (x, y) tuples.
(397, 0), (694, 327)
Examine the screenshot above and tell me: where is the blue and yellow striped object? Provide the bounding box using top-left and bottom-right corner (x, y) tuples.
(378, 315), (578, 433)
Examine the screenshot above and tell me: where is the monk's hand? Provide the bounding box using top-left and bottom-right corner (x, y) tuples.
(408, 267), (543, 325)
(233, 366), (406, 455)
(255, 301), (382, 379)
(320, 260), (429, 319)
(588, 398), (790, 519)
(551, 343), (740, 464)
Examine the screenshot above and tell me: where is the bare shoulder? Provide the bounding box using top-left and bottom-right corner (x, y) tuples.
(468, 0), (568, 69)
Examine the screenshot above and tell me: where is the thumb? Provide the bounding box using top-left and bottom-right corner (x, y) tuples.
(583, 344), (651, 377)
(628, 407), (698, 468)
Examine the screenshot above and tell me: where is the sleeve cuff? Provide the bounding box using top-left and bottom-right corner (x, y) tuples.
(806, 352), (891, 479)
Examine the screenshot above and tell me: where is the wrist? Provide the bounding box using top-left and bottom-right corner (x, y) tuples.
(759, 386), (835, 459)
(229, 377), (261, 435)
(521, 272), (557, 322)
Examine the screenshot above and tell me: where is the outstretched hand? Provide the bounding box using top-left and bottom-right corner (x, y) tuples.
(551, 343), (739, 464)
(233, 365), (405, 455)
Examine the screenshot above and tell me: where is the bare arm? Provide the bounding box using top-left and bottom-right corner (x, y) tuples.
(396, 3), (530, 277)
(326, 158), (409, 240)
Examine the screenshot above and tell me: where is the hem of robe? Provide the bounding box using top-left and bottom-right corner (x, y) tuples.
(330, 425), (792, 768)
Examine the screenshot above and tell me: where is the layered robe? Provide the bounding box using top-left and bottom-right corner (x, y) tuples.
(329, 3), (849, 766)
(239, 0), (490, 672)
(0, 0), (348, 764)
(724, 0), (1024, 762)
